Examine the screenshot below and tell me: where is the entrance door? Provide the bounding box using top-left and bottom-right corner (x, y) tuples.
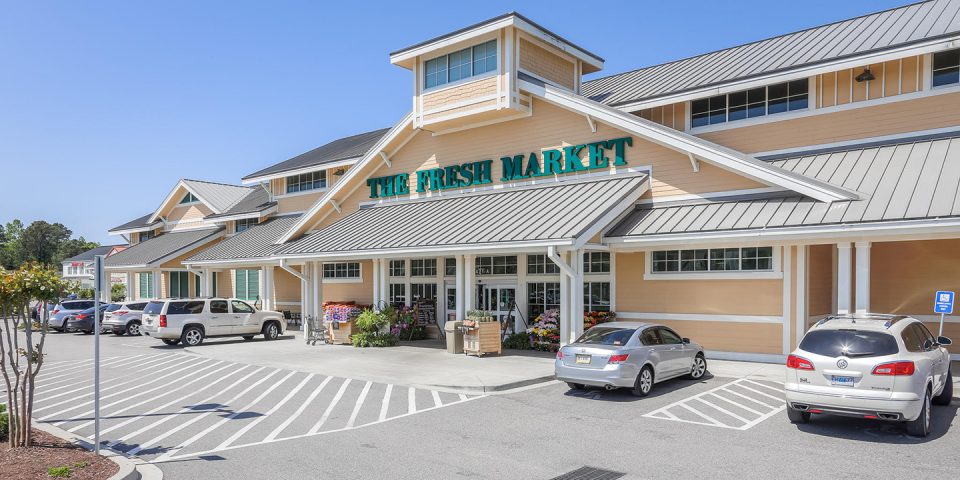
(481, 285), (516, 324)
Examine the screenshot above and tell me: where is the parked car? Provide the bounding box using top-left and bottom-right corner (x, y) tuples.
(101, 301), (148, 336)
(65, 304), (109, 334)
(785, 313), (953, 437)
(140, 298), (286, 347)
(32, 301), (56, 321)
(49, 300), (96, 332)
(554, 322), (707, 397)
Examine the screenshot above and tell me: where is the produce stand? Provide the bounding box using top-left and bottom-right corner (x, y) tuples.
(323, 302), (364, 345)
(462, 312), (501, 357)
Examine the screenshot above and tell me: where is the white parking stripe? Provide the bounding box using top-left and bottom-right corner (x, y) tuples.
(309, 378), (352, 435)
(30, 353), (179, 404)
(152, 369), (288, 462)
(101, 364), (251, 438)
(408, 387), (416, 414)
(458, 393), (468, 402)
(643, 378), (786, 431)
(743, 378), (786, 392)
(677, 403), (726, 427)
(346, 381), (372, 429)
(722, 387), (780, 409)
(695, 397), (750, 424)
(67, 361), (232, 433)
(264, 376), (332, 443)
(215, 373), (315, 451)
(378, 384), (393, 422)
(123, 367), (269, 455)
(431, 390), (442, 408)
(735, 384), (786, 403)
(708, 392), (765, 416)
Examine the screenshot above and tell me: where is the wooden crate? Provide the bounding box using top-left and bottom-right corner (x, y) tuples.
(326, 320), (354, 345)
(463, 322), (501, 356)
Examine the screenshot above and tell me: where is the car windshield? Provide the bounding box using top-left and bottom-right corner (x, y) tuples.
(143, 301), (165, 315)
(105, 304), (122, 312)
(799, 329), (899, 358)
(576, 327), (636, 346)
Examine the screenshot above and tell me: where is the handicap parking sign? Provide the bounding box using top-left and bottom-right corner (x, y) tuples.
(934, 291), (954, 314)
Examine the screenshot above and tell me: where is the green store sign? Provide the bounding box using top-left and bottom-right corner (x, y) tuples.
(366, 136), (633, 198)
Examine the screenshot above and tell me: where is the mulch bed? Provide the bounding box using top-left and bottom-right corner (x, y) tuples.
(0, 429), (119, 480)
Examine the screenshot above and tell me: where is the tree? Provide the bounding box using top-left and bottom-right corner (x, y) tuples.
(56, 237), (100, 266)
(0, 264), (67, 447)
(111, 283), (126, 302)
(0, 220), (24, 270)
(18, 221), (71, 266)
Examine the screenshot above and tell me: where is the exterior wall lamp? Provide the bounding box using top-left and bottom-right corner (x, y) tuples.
(855, 68), (876, 82)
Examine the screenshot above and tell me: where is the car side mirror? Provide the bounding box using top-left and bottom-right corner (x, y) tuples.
(682, 337), (691, 344)
(937, 336), (953, 346)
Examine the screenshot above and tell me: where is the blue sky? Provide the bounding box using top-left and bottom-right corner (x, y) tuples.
(0, 0), (908, 244)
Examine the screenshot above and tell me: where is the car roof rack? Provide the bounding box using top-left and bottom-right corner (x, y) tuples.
(815, 313), (909, 329)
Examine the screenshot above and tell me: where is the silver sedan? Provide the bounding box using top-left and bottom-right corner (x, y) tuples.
(554, 322), (707, 396)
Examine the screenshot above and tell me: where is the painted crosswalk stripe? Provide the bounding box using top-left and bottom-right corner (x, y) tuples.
(31, 353), (181, 403)
(309, 378), (352, 435)
(408, 387), (416, 414)
(346, 381), (372, 429)
(123, 367), (270, 456)
(378, 384), (393, 422)
(153, 369), (290, 462)
(264, 375), (332, 442)
(215, 373), (315, 450)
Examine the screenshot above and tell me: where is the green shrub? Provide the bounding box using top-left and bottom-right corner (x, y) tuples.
(502, 332), (531, 350)
(354, 309), (388, 333)
(351, 332), (399, 348)
(73, 461), (89, 469)
(0, 403), (8, 441)
(47, 466), (72, 478)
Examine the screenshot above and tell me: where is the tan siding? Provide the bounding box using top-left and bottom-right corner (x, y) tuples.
(699, 92), (960, 153)
(421, 76), (498, 112)
(274, 266), (302, 304)
(160, 239), (221, 269)
(653, 319), (783, 355)
(316, 98), (763, 230)
(807, 244), (834, 317)
(632, 103), (686, 131)
(423, 98), (498, 122)
(816, 56), (922, 108)
(615, 252), (783, 315)
(901, 55), (920, 94)
(519, 38), (575, 89)
(216, 270), (233, 298)
(322, 260), (374, 305)
(166, 203), (213, 229)
(277, 190), (325, 214)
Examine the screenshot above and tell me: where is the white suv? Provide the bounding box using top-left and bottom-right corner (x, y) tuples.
(140, 298), (286, 347)
(785, 314), (953, 437)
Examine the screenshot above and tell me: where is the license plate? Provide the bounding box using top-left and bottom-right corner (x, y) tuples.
(831, 375), (855, 387)
(575, 354), (591, 364)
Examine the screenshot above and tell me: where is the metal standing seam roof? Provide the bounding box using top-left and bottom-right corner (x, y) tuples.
(607, 134), (960, 237)
(278, 175), (647, 256)
(582, 0), (960, 107)
(104, 228), (224, 268)
(180, 179), (255, 213)
(242, 128), (391, 181)
(185, 215), (303, 263)
(108, 213), (160, 233)
(204, 186), (275, 219)
(63, 245), (124, 263)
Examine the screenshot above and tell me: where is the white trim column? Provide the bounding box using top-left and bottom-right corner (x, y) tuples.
(201, 268), (213, 297)
(126, 272), (134, 301)
(463, 254), (475, 313)
(455, 255), (465, 320)
(152, 270), (161, 299)
(855, 241), (871, 314)
(371, 259), (381, 306)
(378, 259), (389, 308)
(312, 262), (323, 321)
(782, 246), (793, 355)
(515, 254), (528, 334)
(559, 252), (571, 345)
(572, 249), (585, 341)
(796, 245), (808, 348)
(262, 266), (273, 311)
(836, 242), (852, 314)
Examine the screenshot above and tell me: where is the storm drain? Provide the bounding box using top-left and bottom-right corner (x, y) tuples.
(550, 466), (626, 480)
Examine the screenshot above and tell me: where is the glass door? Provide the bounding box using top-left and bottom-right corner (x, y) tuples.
(481, 285), (516, 325)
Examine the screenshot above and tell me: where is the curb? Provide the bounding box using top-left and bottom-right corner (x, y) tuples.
(32, 421), (163, 480)
(418, 375), (558, 394)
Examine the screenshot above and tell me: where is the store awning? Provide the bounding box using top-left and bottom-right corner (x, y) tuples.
(105, 227), (224, 269)
(278, 174), (648, 259)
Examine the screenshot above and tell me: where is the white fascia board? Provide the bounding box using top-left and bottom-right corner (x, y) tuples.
(137, 231), (225, 268)
(240, 157), (362, 185)
(277, 238), (576, 262)
(182, 258), (278, 269)
(104, 264), (149, 271)
(276, 113), (415, 245)
(614, 35), (960, 112)
(511, 17), (603, 70)
(520, 79), (856, 203)
(148, 180), (223, 223)
(606, 217), (960, 249)
(203, 204), (277, 223)
(108, 222), (163, 236)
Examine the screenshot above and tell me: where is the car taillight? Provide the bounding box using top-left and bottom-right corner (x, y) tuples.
(786, 354), (814, 370)
(872, 361), (915, 376)
(608, 354), (629, 364)
(159, 315), (167, 328)
(52, 309), (59, 315)
(76, 314), (88, 320)
(556, 350), (563, 360)
(114, 311), (128, 316)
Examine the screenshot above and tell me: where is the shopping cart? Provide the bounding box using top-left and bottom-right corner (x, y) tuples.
(305, 315), (327, 345)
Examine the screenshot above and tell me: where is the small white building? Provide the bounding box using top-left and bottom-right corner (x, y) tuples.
(62, 245), (127, 288)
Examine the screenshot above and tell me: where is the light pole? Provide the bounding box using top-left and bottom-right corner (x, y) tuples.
(93, 255), (105, 454)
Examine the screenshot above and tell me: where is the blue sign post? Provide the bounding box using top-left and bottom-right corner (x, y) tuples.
(934, 291), (954, 336)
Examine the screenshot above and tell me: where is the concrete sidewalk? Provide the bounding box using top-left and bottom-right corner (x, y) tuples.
(183, 331), (557, 393)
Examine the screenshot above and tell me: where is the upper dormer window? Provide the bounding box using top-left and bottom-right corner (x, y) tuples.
(932, 48), (960, 88)
(691, 79), (808, 128)
(179, 192), (199, 204)
(286, 171), (327, 194)
(424, 40), (497, 90)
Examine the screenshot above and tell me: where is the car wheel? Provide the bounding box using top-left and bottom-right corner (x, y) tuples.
(566, 382), (585, 390)
(262, 322), (279, 341)
(181, 327), (204, 347)
(242, 335), (255, 341)
(82, 329), (93, 335)
(906, 389), (931, 437)
(126, 321), (142, 336)
(787, 407), (810, 424)
(162, 339), (181, 346)
(687, 353), (707, 380)
(631, 366), (654, 397)
(933, 367), (953, 406)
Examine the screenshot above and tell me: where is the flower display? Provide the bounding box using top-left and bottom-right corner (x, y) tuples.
(584, 311), (616, 330)
(526, 309), (561, 351)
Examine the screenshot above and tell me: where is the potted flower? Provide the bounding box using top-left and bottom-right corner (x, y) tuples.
(526, 309), (561, 352)
(462, 310), (501, 356)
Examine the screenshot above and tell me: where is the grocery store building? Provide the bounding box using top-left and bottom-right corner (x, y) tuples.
(108, 1), (960, 361)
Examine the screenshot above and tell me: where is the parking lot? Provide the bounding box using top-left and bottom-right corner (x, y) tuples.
(10, 332), (960, 479)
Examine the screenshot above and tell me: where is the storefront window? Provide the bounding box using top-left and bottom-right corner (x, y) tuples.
(652, 247), (773, 273)
(235, 218), (258, 233)
(411, 259), (437, 277)
(527, 254), (559, 275)
(584, 282), (611, 312)
(389, 260), (406, 277)
(389, 283), (406, 306)
(286, 171), (327, 193)
(446, 287), (456, 311)
(411, 283), (437, 302)
(528, 282), (560, 319)
(476, 256), (516, 275)
(444, 258), (456, 276)
(583, 252), (610, 273)
(323, 262), (361, 279)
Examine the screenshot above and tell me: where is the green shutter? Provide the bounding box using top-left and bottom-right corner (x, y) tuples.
(139, 273), (148, 299)
(235, 270), (247, 299)
(247, 270), (260, 302)
(212, 272), (218, 297)
(194, 274), (201, 297)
